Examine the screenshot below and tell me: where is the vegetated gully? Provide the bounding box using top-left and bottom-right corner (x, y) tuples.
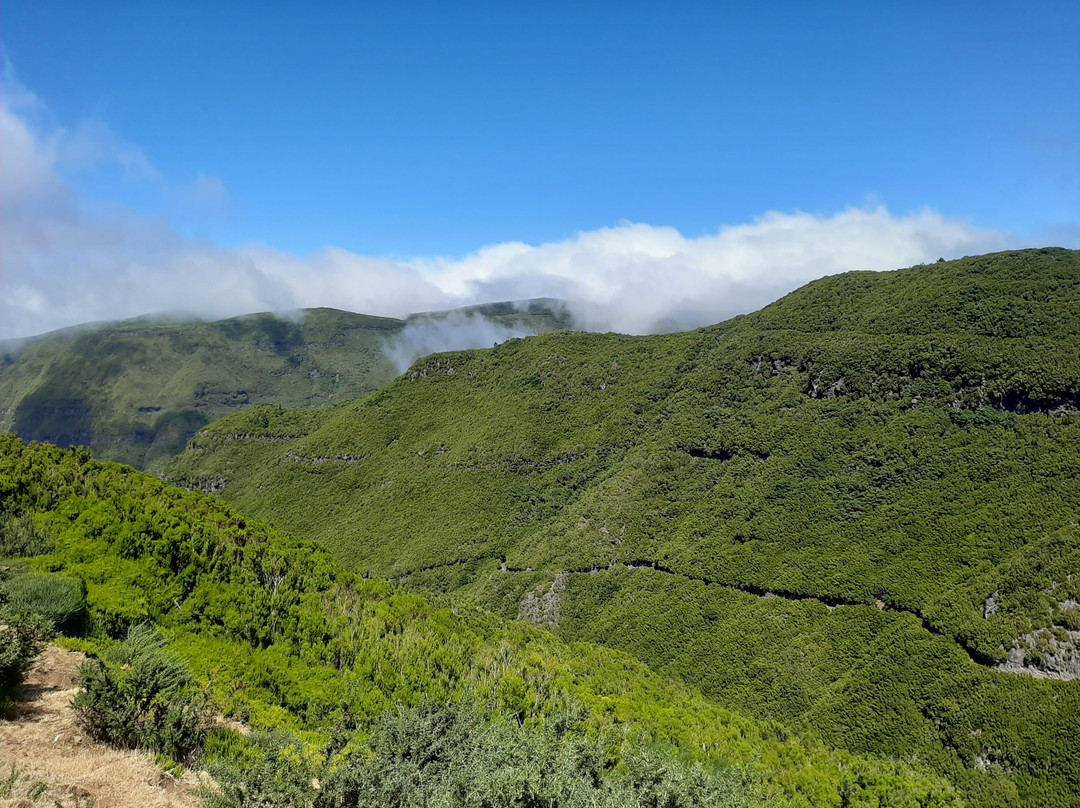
(396, 554), (1020, 675)
(196, 431), (1053, 678)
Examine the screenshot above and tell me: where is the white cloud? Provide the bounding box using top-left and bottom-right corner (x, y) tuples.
(384, 312), (540, 372)
(415, 209), (1010, 334)
(168, 172), (232, 219)
(0, 88), (70, 216)
(1, 79), (1016, 343)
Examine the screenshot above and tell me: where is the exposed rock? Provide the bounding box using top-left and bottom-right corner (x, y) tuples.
(214, 433), (306, 442)
(808, 375), (847, 399)
(973, 752), (1006, 771)
(190, 476), (228, 494)
(518, 574), (568, 628)
(998, 627), (1080, 680)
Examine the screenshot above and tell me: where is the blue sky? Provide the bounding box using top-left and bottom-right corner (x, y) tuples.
(2, 1), (1078, 337)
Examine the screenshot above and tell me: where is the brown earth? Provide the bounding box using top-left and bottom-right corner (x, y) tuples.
(0, 646), (202, 808)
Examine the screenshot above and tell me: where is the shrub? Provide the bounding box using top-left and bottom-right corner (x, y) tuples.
(201, 730), (321, 808)
(0, 571), (87, 635)
(202, 703), (753, 808)
(0, 606), (54, 703)
(0, 511), (54, 558)
(327, 703), (752, 808)
(72, 624), (208, 765)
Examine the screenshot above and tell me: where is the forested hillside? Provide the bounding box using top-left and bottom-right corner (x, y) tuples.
(0, 437), (965, 807)
(0, 301), (570, 474)
(166, 248), (1080, 807)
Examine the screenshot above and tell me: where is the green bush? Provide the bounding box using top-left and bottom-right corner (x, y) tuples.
(72, 624), (208, 764)
(0, 605), (54, 703)
(202, 730), (322, 808)
(204, 702), (754, 808)
(0, 511), (54, 557)
(0, 571), (87, 635)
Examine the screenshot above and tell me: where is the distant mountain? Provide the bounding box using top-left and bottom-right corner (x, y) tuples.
(166, 248), (1080, 807)
(0, 300), (572, 473)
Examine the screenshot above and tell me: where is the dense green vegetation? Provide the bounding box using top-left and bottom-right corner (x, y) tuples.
(203, 701), (755, 808)
(0, 436), (963, 806)
(0, 301), (571, 474)
(165, 249), (1080, 807)
(0, 512), (71, 707)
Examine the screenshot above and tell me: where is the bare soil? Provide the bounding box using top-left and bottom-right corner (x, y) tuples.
(0, 646), (202, 808)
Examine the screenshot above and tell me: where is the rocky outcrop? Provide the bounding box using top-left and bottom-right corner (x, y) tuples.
(996, 627), (1080, 681)
(518, 574), (568, 628)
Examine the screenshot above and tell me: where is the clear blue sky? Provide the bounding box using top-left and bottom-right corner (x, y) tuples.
(6, 0), (1078, 258)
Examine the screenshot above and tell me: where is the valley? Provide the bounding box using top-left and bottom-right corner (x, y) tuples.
(1, 437), (961, 808)
(8, 5), (1075, 805)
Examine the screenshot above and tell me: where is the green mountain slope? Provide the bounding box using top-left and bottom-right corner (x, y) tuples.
(0, 300), (571, 474)
(167, 248), (1080, 807)
(0, 437), (965, 808)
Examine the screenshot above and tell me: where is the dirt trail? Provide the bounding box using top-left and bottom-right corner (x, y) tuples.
(0, 646), (201, 808)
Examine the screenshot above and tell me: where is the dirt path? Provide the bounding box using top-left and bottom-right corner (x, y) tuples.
(0, 646), (201, 808)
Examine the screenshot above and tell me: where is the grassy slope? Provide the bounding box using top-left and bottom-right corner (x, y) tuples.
(0, 302), (572, 474)
(0, 437), (964, 808)
(166, 248), (1080, 807)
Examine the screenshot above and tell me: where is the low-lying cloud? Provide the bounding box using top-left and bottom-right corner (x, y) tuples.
(385, 311), (541, 372)
(413, 210), (1012, 335)
(2, 75), (1017, 345)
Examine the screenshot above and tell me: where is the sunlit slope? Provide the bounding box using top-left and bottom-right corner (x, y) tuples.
(2, 436), (968, 808)
(170, 329), (688, 566)
(0, 301), (572, 474)
(167, 248), (1080, 806)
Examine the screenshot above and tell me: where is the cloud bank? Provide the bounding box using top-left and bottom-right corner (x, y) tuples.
(2, 78), (1014, 343)
(385, 312), (542, 372)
